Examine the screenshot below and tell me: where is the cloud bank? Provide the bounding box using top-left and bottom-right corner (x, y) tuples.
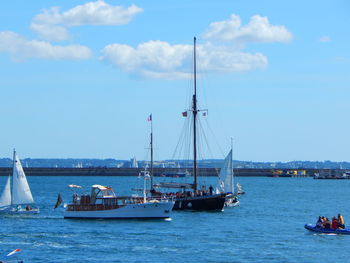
(0, 1), (142, 61)
(100, 41), (267, 79)
(203, 14), (292, 43)
(2, 8), (290, 76)
(100, 14), (291, 79)
(0, 31), (92, 61)
(31, 1), (143, 41)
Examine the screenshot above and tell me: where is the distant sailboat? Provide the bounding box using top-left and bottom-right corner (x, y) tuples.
(0, 176), (11, 208)
(236, 183), (245, 195)
(217, 150), (239, 207)
(0, 149), (39, 214)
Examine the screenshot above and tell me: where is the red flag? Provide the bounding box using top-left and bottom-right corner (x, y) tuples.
(147, 114), (152, 121)
(182, 111), (187, 117)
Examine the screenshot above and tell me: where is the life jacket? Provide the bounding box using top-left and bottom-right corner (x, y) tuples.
(331, 219), (339, 229)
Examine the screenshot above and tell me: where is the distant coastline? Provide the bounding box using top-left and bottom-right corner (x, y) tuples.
(0, 158), (348, 169)
(0, 167), (321, 177)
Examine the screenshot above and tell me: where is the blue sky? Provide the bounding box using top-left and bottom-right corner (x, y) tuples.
(0, 0), (349, 162)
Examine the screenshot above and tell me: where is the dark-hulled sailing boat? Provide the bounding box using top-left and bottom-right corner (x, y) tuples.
(151, 37), (226, 211)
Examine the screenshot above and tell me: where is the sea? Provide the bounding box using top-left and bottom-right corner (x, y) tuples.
(1, 175), (350, 263)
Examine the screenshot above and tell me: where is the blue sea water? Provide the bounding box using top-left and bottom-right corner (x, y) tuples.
(1, 176), (350, 263)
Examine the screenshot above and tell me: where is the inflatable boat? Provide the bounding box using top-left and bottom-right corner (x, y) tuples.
(304, 224), (350, 234)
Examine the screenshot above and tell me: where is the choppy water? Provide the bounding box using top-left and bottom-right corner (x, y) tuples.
(1, 176), (350, 263)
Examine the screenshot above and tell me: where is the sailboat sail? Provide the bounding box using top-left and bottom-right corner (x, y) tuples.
(218, 150), (233, 193)
(12, 152), (34, 205)
(0, 176), (11, 207)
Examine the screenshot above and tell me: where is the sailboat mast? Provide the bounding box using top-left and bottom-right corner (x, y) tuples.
(150, 115), (154, 190)
(231, 138), (234, 192)
(193, 37), (198, 191)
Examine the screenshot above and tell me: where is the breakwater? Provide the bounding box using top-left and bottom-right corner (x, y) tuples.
(0, 167), (317, 177)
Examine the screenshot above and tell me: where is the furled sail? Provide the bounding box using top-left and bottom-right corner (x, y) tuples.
(218, 150), (233, 193)
(11, 151), (34, 205)
(0, 176), (11, 207)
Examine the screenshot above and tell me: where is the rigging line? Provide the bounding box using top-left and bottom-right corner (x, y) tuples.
(197, 116), (212, 160)
(195, 44), (227, 160)
(197, 117), (205, 161)
(171, 112), (192, 162)
(176, 113), (192, 167)
(183, 115), (191, 164)
(184, 113), (192, 164)
(184, 113), (191, 162)
(199, 115), (222, 177)
(198, 116), (217, 179)
(197, 124), (212, 186)
(132, 145), (149, 194)
(171, 114), (189, 160)
(142, 135), (151, 169)
(204, 116), (225, 158)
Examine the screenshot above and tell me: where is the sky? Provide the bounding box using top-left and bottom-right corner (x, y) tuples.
(0, 0), (350, 162)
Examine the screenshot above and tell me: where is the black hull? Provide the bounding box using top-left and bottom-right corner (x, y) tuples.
(173, 194), (226, 211)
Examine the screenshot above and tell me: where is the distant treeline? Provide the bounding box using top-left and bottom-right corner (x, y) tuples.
(0, 158), (348, 169)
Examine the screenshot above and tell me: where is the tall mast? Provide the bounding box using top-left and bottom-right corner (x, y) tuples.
(231, 137), (234, 192)
(150, 114), (154, 190)
(193, 37), (198, 191)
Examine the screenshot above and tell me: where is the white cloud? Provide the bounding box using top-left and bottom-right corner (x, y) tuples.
(99, 14), (292, 79)
(100, 40), (267, 79)
(0, 31), (92, 61)
(30, 23), (70, 42)
(198, 43), (267, 72)
(31, 1), (143, 41)
(203, 14), (292, 43)
(319, 36), (331, 42)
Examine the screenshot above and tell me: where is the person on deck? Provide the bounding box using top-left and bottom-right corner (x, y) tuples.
(324, 218), (331, 229)
(331, 217), (339, 229)
(316, 216), (323, 227)
(338, 214), (345, 229)
(209, 185), (213, 195)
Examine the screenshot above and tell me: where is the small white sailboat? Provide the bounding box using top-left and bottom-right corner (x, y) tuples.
(217, 149), (239, 207)
(0, 176), (11, 208)
(0, 150), (39, 214)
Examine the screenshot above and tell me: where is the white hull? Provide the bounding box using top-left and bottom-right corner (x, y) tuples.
(64, 201), (174, 219)
(224, 193), (240, 207)
(225, 200), (240, 207)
